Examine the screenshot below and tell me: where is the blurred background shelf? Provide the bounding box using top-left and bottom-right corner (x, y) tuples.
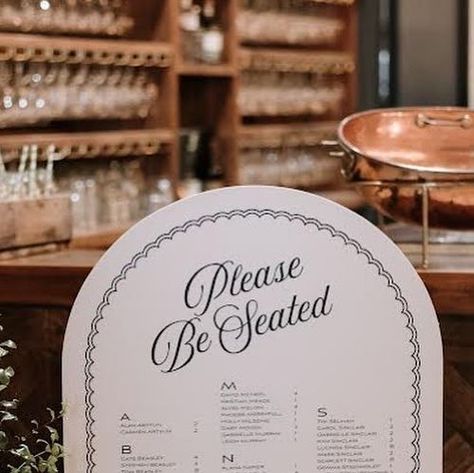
(0, 129), (174, 162)
(0, 33), (174, 67)
(238, 122), (339, 149)
(0, 0), (359, 248)
(178, 63), (236, 77)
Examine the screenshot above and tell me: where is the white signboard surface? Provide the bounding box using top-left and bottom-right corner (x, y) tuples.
(63, 187), (442, 473)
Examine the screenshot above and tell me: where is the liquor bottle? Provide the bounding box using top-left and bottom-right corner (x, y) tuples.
(180, 0), (201, 62)
(180, 0), (200, 32)
(200, 0), (224, 64)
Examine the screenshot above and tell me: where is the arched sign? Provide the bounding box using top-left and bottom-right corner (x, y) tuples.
(63, 187), (442, 473)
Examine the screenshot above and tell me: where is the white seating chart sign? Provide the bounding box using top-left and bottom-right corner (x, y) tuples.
(63, 186), (442, 473)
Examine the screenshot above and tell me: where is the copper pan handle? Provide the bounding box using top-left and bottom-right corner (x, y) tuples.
(320, 140), (345, 157)
(415, 113), (473, 129)
(320, 140), (356, 179)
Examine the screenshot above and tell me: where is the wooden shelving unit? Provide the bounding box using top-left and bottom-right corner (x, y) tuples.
(178, 63), (237, 77)
(0, 0), (358, 248)
(0, 129), (174, 162)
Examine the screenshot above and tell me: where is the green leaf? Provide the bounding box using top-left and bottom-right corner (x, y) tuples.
(0, 367), (14, 386)
(0, 369), (13, 386)
(46, 426), (58, 443)
(46, 409), (55, 422)
(0, 411), (18, 423)
(38, 461), (48, 473)
(0, 430), (8, 450)
(11, 444), (34, 461)
(51, 443), (61, 457)
(1, 399), (18, 409)
(30, 420), (39, 434)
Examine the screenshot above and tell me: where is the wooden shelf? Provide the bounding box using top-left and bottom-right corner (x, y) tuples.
(71, 222), (135, 250)
(312, 0), (355, 4)
(238, 122), (339, 149)
(178, 63), (236, 77)
(0, 33), (173, 67)
(240, 47), (355, 74)
(0, 129), (174, 162)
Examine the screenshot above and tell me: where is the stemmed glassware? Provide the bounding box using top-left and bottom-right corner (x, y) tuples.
(0, 0), (134, 37)
(0, 62), (159, 128)
(238, 9), (344, 47)
(239, 145), (341, 189)
(239, 70), (344, 117)
(241, 0), (347, 12)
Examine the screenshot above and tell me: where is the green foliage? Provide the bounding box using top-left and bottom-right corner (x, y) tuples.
(0, 315), (64, 473)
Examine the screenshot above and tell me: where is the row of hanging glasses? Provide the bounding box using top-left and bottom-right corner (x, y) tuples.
(239, 71), (345, 117)
(238, 10), (344, 47)
(240, 0), (349, 12)
(239, 145), (341, 189)
(0, 0), (134, 37)
(0, 61), (159, 128)
(0, 145), (58, 201)
(59, 160), (173, 234)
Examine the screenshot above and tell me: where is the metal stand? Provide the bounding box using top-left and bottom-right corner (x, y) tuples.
(353, 180), (439, 269)
(377, 211), (386, 232)
(421, 185), (430, 269)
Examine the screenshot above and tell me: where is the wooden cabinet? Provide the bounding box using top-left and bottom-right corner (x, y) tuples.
(0, 0), (359, 248)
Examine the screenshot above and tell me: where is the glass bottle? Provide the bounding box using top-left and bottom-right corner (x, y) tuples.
(180, 0), (201, 62)
(200, 0), (224, 64)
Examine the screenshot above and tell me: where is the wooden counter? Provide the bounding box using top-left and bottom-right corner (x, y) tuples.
(0, 244), (473, 471)
(1, 245), (473, 314)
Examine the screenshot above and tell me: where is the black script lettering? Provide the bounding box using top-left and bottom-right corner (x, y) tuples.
(287, 295), (300, 325)
(185, 257), (305, 316)
(312, 285), (333, 317)
(184, 261), (231, 316)
(240, 269), (253, 293)
(229, 257), (305, 297)
(196, 331), (211, 353)
(288, 257), (304, 279)
(254, 313), (269, 335)
(268, 308), (288, 331)
(213, 289), (334, 356)
(213, 303), (252, 354)
(229, 264), (243, 296)
(254, 266), (270, 289)
(298, 301), (311, 322)
(151, 318), (211, 373)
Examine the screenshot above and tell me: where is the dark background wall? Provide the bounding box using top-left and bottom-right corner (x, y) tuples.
(396, 0), (464, 106)
(357, 0), (467, 110)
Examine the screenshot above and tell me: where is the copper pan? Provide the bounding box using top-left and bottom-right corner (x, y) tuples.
(331, 107), (474, 230)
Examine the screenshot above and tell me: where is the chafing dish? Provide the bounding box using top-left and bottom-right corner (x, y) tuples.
(324, 107), (474, 267)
